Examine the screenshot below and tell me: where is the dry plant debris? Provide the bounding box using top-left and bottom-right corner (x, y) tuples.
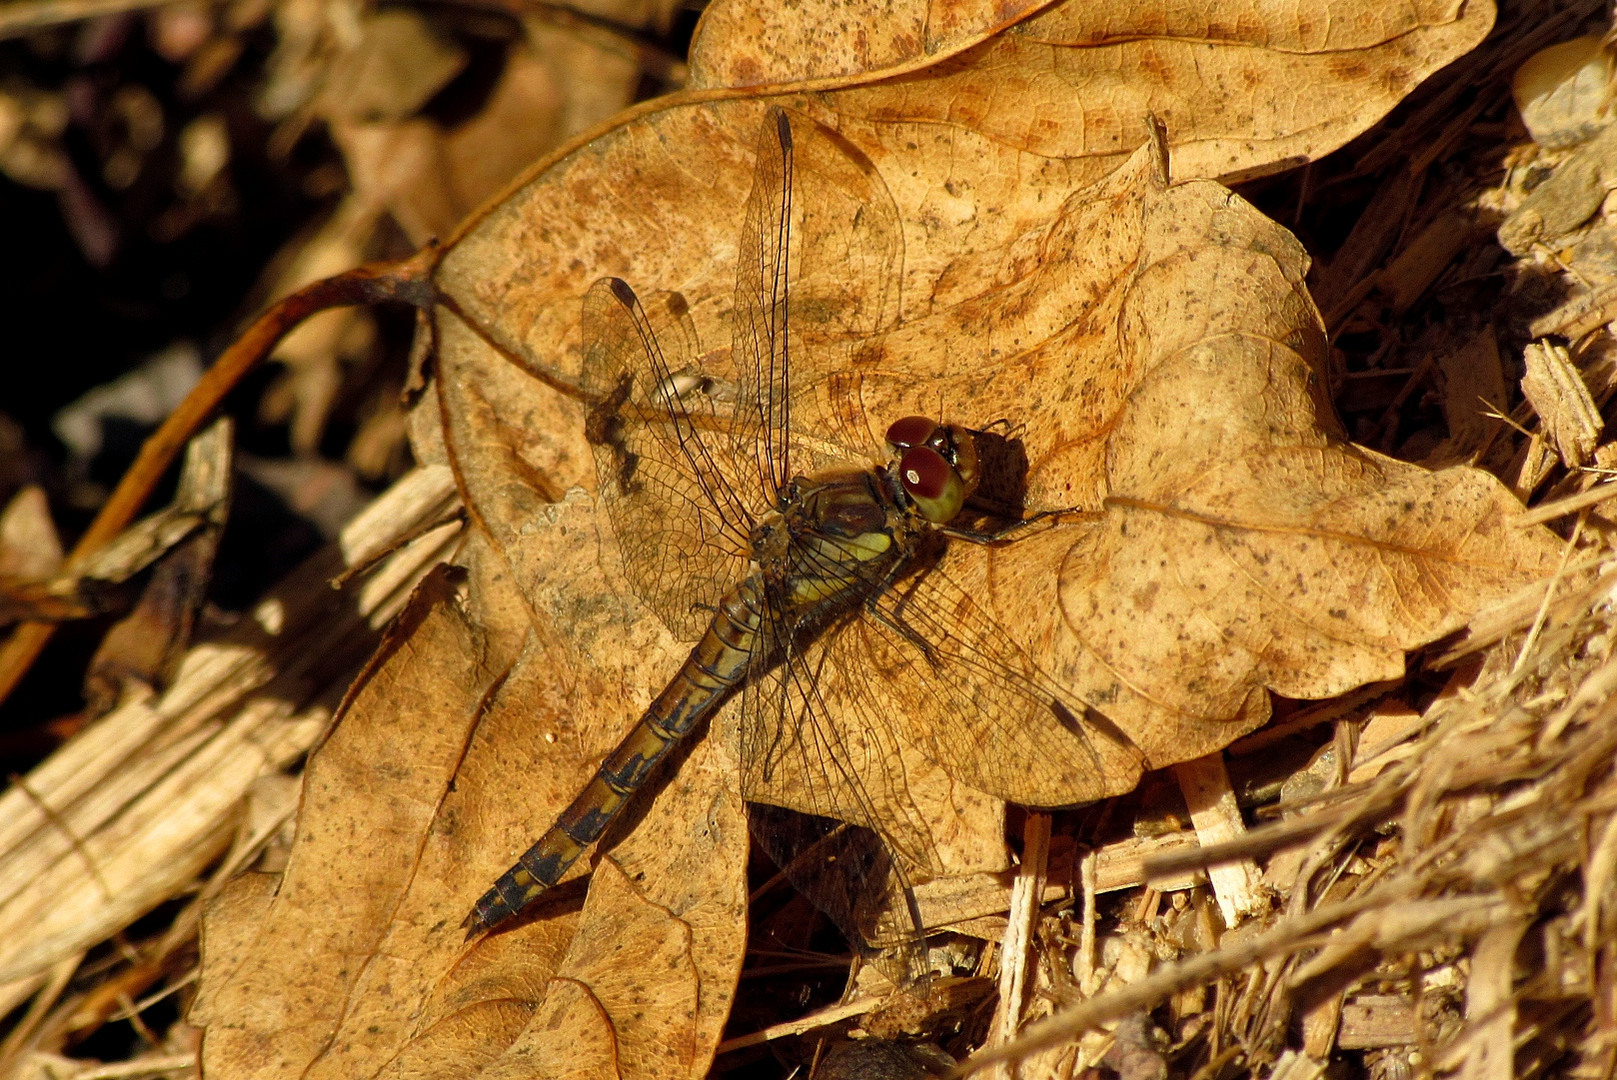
(1, 0), (1611, 1079)
(0, 0), (668, 1075)
(0, 466), (461, 1075)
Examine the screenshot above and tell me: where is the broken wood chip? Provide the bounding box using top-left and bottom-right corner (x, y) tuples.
(1520, 339), (1604, 467)
(1438, 332), (1508, 459)
(1526, 279), (1617, 340)
(1172, 755), (1266, 929)
(0, 418), (232, 630)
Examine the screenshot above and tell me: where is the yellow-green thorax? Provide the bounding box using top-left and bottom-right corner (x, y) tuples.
(753, 468), (909, 612)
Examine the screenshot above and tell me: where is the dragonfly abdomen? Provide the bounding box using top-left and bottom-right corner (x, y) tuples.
(463, 577), (766, 936)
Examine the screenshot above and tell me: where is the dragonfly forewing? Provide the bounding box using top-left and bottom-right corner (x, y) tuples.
(580, 277), (754, 642)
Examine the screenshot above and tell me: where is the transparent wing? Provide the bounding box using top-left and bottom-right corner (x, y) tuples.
(738, 618), (936, 871)
(851, 559), (1147, 807)
(579, 277), (754, 641)
(736, 537), (1145, 915)
(736, 598), (930, 980)
(731, 107), (795, 502)
(779, 111), (904, 474)
(731, 107), (907, 492)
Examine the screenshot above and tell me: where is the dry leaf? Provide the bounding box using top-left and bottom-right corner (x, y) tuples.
(436, 98), (1559, 796)
(566, 0), (684, 36)
(333, 24), (642, 246)
(0, 486), (62, 582)
(266, 11), (644, 454)
(197, 521), (748, 1080)
(194, 4), (1543, 1074)
(688, 0), (1050, 87)
(692, 0), (1493, 185)
(1007, 141), (1558, 764)
(196, 562), (515, 1080)
(315, 10), (468, 125)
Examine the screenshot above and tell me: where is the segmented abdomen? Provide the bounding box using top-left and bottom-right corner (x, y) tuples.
(463, 577), (765, 936)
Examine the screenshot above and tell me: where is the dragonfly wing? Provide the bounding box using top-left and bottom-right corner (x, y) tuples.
(580, 277), (754, 641)
(857, 558), (1148, 807)
(731, 107), (795, 502)
(734, 610), (933, 976)
(732, 107), (908, 496)
(781, 114), (904, 474)
(736, 635), (935, 868)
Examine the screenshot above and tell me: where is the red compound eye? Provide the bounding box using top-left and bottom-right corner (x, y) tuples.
(885, 415), (937, 451)
(898, 445), (967, 523)
(899, 446), (950, 499)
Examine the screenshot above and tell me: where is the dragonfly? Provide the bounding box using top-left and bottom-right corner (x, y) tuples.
(464, 106), (1138, 967)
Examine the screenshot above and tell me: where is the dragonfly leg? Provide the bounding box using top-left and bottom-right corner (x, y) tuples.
(862, 566), (938, 663)
(867, 603), (937, 662)
(942, 505), (1086, 544)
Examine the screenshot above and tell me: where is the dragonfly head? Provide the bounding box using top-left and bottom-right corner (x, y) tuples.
(884, 416), (981, 524)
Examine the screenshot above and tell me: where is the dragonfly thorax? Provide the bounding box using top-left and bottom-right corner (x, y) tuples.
(748, 469), (908, 613)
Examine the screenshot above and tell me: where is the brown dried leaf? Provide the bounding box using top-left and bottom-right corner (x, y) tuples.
(315, 10), (468, 125)
(334, 26), (641, 246)
(267, 13), (643, 454)
(0, 485), (62, 581)
(692, 0), (1492, 185)
(842, 149), (1559, 779)
(438, 99), (1559, 802)
(195, 563), (511, 1079)
(688, 0), (1051, 88)
(200, 4), (1538, 1072)
(196, 519), (747, 1080)
(566, 0), (684, 36)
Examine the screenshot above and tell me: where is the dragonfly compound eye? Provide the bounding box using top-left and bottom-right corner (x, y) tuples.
(899, 445), (967, 523)
(936, 423), (981, 500)
(885, 415), (937, 452)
